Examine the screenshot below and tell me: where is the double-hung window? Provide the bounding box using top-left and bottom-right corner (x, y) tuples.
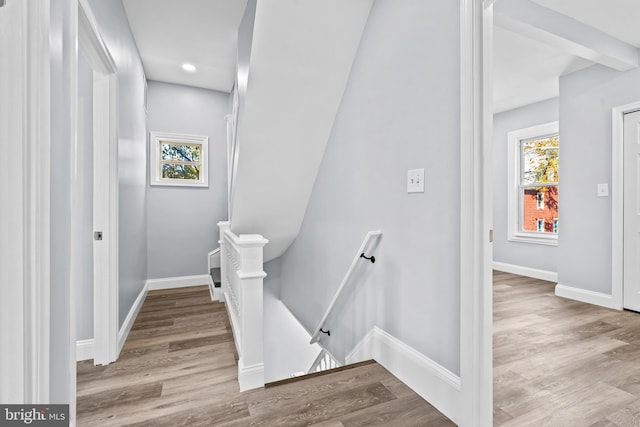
(149, 131), (209, 187)
(507, 121), (559, 245)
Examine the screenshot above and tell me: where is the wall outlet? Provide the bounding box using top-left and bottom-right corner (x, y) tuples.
(407, 169), (425, 193)
(597, 183), (609, 197)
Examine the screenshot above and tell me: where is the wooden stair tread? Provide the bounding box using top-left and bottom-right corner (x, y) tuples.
(264, 359), (376, 388)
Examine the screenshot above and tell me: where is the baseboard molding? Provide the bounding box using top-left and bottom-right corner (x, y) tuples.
(76, 339), (95, 361)
(555, 283), (620, 310)
(146, 274), (212, 291)
(345, 326), (461, 425)
(493, 261), (558, 282)
(118, 284), (148, 355)
(116, 275), (216, 356)
(237, 359), (264, 392)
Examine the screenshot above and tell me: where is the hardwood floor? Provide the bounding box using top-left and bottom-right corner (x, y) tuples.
(494, 270), (640, 426)
(77, 285), (453, 426)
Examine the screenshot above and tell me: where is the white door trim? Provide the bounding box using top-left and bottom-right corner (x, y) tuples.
(0, 0), (51, 404)
(460, 0), (492, 426)
(76, 0), (119, 366)
(612, 101), (640, 310)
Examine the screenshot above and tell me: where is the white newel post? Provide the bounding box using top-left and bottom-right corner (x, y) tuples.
(217, 221), (268, 391)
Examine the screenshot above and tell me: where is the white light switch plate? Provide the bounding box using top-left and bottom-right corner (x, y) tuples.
(597, 183), (609, 197)
(407, 169), (425, 193)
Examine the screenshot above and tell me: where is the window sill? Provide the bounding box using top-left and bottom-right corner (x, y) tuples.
(508, 232), (558, 246)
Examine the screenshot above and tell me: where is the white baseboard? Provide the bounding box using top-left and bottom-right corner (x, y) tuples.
(493, 261), (558, 282)
(238, 359), (264, 392)
(118, 284), (148, 355)
(146, 274), (212, 291)
(117, 275), (220, 356)
(76, 339), (95, 361)
(555, 283), (620, 310)
(345, 326), (461, 425)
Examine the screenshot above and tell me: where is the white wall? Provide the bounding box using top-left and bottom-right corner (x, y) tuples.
(77, 51), (94, 341)
(87, 0), (148, 327)
(493, 97), (559, 273)
(145, 81), (229, 279)
(49, 0), (75, 402)
(558, 64), (640, 294)
(277, 0), (461, 375)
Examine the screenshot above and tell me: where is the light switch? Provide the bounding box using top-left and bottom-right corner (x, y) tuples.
(407, 169), (425, 193)
(597, 183), (609, 197)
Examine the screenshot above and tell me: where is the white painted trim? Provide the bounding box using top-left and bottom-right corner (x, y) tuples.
(149, 131), (209, 187)
(346, 327), (461, 425)
(310, 230), (382, 344)
(118, 284), (148, 355)
(237, 360), (265, 392)
(493, 261), (558, 282)
(0, 0), (51, 404)
(146, 275), (212, 291)
(76, 0), (119, 368)
(555, 283), (620, 310)
(611, 101), (640, 311)
(507, 121), (559, 246)
(208, 247), (221, 271)
(117, 276), (213, 354)
(460, 0), (493, 425)
(76, 339), (95, 362)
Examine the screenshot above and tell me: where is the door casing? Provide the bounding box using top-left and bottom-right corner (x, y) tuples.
(611, 101), (640, 310)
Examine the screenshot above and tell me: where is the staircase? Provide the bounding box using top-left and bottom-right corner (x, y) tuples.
(228, 0), (374, 261)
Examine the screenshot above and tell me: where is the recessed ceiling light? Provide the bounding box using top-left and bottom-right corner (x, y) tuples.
(182, 63), (196, 72)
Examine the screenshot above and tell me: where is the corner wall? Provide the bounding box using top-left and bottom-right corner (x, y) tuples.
(146, 81), (229, 279)
(558, 64), (640, 295)
(278, 0), (461, 376)
(493, 97), (559, 274)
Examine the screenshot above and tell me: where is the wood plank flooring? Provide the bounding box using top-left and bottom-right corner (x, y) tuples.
(494, 270), (640, 426)
(77, 285), (453, 426)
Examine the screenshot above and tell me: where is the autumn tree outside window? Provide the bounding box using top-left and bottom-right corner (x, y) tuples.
(507, 122), (559, 246)
(149, 131), (209, 187)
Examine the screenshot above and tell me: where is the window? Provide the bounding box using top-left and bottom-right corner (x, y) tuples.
(507, 121), (559, 245)
(536, 191), (544, 210)
(149, 131), (208, 187)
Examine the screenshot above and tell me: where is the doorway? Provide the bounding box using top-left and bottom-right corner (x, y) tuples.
(70, 1), (119, 423)
(612, 103), (640, 310)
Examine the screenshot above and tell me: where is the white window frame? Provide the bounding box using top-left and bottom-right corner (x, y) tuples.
(149, 131), (209, 187)
(507, 121), (559, 246)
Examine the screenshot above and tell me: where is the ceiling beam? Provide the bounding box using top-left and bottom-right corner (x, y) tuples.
(495, 0), (638, 71)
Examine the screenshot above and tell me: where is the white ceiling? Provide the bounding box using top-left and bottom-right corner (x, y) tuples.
(493, 26), (592, 113)
(120, 0), (640, 110)
(532, 0), (640, 48)
(122, 0), (248, 93)
(493, 0), (640, 113)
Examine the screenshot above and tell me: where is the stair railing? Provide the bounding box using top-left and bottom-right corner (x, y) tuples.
(308, 348), (340, 374)
(310, 230), (382, 344)
(218, 221), (268, 391)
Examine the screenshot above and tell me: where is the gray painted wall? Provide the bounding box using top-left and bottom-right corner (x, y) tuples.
(493, 98), (559, 272)
(77, 51), (94, 341)
(87, 0), (148, 327)
(558, 64), (640, 294)
(277, 0), (461, 375)
(146, 81), (229, 279)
